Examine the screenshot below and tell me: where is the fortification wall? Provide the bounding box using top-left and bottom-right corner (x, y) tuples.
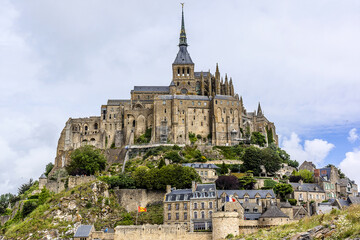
(45, 175), (96, 194)
(92, 231), (115, 240)
(114, 225), (211, 240)
(114, 189), (165, 212)
(212, 212), (239, 240)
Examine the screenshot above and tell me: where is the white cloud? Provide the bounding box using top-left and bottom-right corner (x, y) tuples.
(347, 128), (359, 143)
(281, 133), (335, 166)
(339, 148), (360, 186)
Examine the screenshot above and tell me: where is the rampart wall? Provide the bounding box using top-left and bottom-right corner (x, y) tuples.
(114, 189), (165, 212)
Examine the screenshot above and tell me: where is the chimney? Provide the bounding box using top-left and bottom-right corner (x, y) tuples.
(192, 181), (197, 192)
(166, 185), (172, 194)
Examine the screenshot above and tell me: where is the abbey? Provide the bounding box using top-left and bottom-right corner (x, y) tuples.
(54, 7), (278, 168)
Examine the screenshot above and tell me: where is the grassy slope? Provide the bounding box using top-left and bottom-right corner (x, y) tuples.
(236, 204), (360, 240)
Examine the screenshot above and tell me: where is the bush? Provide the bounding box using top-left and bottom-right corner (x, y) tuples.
(116, 213), (134, 225)
(44, 162), (54, 177)
(288, 199), (297, 206)
(38, 188), (51, 205)
(99, 174), (136, 189)
(250, 132), (266, 147)
(263, 179), (277, 189)
(66, 145), (106, 176)
(164, 151), (183, 163)
(188, 132), (197, 144)
(18, 179), (34, 196)
(22, 200), (38, 217)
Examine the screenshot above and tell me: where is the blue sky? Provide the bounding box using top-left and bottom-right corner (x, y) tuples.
(0, 0), (359, 194)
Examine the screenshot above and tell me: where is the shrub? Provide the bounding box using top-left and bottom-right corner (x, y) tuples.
(99, 174), (136, 189)
(164, 151), (183, 163)
(22, 200), (38, 217)
(38, 188), (51, 205)
(66, 145), (106, 176)
(263, 179), (277, 189)
(250, 132), (266, 147)
(288, 199), (297, 206)
(188, 132), (197, 144)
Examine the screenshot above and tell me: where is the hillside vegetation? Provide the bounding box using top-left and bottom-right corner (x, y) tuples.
(233, 204), (360, 240)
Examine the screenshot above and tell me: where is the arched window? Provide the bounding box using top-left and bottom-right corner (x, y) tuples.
(177, 68), (180, 76)
(195, 81), (201, 94)
(94, 123), (98, 130)
(187, 67), (190, 76)
(132, 120), (135, 127)
(84, 125), (88, 131)
(201, 211), (205, 219)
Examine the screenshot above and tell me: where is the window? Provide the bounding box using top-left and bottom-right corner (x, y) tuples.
(184, 203), (187, 210)
(164, 109), (167, 113)
(182, 119), (184, 123)
(176, 213), (179, 220)
(84, 126), (88, 131)
(201, 202), (205, 209)
(204, 171), (207, 175)
(194, 212), (198, 219)
(198, 101), (201, 106)
(209, 211), (213, 218)
(168, 213), (171, 220)
(256, 197), (260, 205)
(245, 197), (249, 202)
(215, 100), (217, 104)
(194, 203), (198, 209)
(176, 203), (179, 210)
(192, 101), (194, 106)
(184, 212), (188, 220)
(245, 208), (249, 213)
(204, 102), (207, 106)
(180, 101), (183, 105)
(94, 123), (98, 130)
(168, 204), (171, 210)
(201, 211), (205, 219)
(223, 108), (226, 114)
(204, 116), (206, 120)
(200, 171), (203, 176)
(254, 208), (258, 213)
(188, 81), (190, 85)
(209, 202), (213, 209)
(222, 118), (224, 123)
(163, 100), (166, 105)
(201, 122), (203, 126)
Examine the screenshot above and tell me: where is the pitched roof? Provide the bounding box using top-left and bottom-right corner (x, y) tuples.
(107, 99), (131, 106)
(132, 86), (170, 92)
(244, 213), (261, 220)
(217, 189), (275, 199)
(39, 173), (47, 179)
(194, 72), (211, 78)
(280, 201), (292, 208)
(158, 95), (211, 101)
(348, 196), (360, 204)
(74, 225), (93, 238)
(196, 183), (216, 192)
(165, 189), (192, 202)
(260, 205), (289, 218)
(214, 95), (236, 100)
(290, 183), (325, 193)
(182, 163), (219, 169)
(173, 45), (193, 64)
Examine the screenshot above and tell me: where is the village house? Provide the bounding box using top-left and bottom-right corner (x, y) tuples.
(182, 163), (219, 183)
(290, 180), (326, 204)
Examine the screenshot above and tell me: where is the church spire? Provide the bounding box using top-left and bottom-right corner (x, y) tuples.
(257, 102), (263, 116)
(179, 3), (187, 46)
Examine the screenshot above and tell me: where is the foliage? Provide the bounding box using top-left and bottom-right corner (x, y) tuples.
(116, 212), (134, 225)
(263, 179), (278, 189)
(18, 179), (34, 196)
(238, 173), (257, 190)
(326, 164), (346, 179)
(250, 132), (266, 147)
(98, 174), (136, 189)
(188, 132), (197, 144)
(66, 145), (106, 176)
(38, 188), (51, 205)
(131, 165), (200, 190)
(172, 145), (182, 150)
(181, 145), (204, 162)
(273, 183), (293, 201)
(135, 128), (152, 144)
(142, 146), (172, 160)
(266, 126), (274, 144)
(288, 198), (297, 206)
(215, 145), (245, 160)
(215, 175), (239, 190)
(44, 162), (54, 177)
(242, 146), (262, 175)
(22, 200), (38, 217)
(157, 158), (166, 169)
(0, 193), (17, 215)
(164, 150), (183, 163)
(228, 164), (242, 173)
(288, 159), (299, 168)
(261, 148), (282, 174)
(219, 162), (229, 175)
(289, 175), (302, 183)
(292, 169), (314, 183)
(136, 203), (164, 225)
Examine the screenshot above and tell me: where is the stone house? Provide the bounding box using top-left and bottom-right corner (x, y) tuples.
(338, 178), (358, 198)
(164, 183), (217, 231)
(52, 5), (278, 172)
(299, 161), (316, 172)
(290, 181), (326, 204)
(314, 166), (340, 199)
(182, 163), (219, 183)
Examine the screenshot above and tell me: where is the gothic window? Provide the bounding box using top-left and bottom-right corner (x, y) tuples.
(176, 203), (179, 210)
(223, 108), (226, 114)
(196, 81), (201, 94)
(84, 126), (88, 131)
(209, 202), (213, 209)
(184, 203), (187, 210)
(132, 120), (135, 127)
(168, 213), (171, 220)
(201, 202), (205, 209)
(164, 109), (166, 113)
(177, 68), (180, 76)
(187, 67), (190, 76)
(194, 203), (198, 209)
(94, 123), (98, 130)
(182, 68), (185, 76)
(215, 100), (217, 104)
(209, 211), (213, 218)
(177, 82), (180, 86)
(168, 204), (171, 210)
(193, 116), (195, 120)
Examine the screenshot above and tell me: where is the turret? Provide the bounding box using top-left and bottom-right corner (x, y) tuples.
(230, 77), (234, 96)
(215, 63), (221, 95)
(257, 102), (263, 116)
(225, 74), (229, 95)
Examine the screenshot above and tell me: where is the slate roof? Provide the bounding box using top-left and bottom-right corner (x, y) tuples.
(39, 174), (47, 179)
(182, 163), (219, 169)
(158, 95), (211, 101)
(74, 225), (93, 238)
(316, 168), (332, 180)
(260, 205), (289, 218)
(338, 199), (350, 207)
(196, 183), (216, 192)
(165, 189), (192, 202)
(173, 45), (193, 64)
(107, 99), (131, 106)
(290, 183), (325, 193)
(348, 196), (360, 204)
(194, 72), (211, 78)
(214, 95), (236, 100)
(133, 86), (170, 92)
(217, 189), (276, 199)
(244, 213), (261, 220)
(280, 201), (292, 208)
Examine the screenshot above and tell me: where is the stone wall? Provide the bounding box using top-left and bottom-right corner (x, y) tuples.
(92, 231), (115, 240)
(45, 175), (96, 194)
(0, 215), (10, 225)
(212, 212), (239, 240)
(114, 225), (211, 240)
(114, 189), (165, 212)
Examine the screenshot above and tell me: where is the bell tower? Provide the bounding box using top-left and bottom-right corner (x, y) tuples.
(172, 3), (195, 95)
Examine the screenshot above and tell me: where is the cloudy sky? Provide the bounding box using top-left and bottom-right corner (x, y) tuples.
(0, 0), (359, 195)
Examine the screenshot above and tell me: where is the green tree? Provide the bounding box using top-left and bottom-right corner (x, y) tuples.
(22, 200), (38, 217)
(261, 148), (282, 174)
(288, 159), (299, 168)
(242, 146), (262, 175)
(188, 132), (197, 145)
(293, 169), (314, 183)
(250, 132), (266, 147)
(219, 162), (229, 175)
(133, 166), (150, 188)
(274, 183), (293, 201)
(158, 158), (166, 169)
(266, 126), (274, 144)
(164, 151), (183, 163)
(262, 179), (278, 189)
(238, 173), (257, 190)
(0, 193), (16, 215)
(99, 174), (135, 189)
(66, 145), (106, 176)
(18, 179), (34, 195)
(44, 162), (54, 177)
